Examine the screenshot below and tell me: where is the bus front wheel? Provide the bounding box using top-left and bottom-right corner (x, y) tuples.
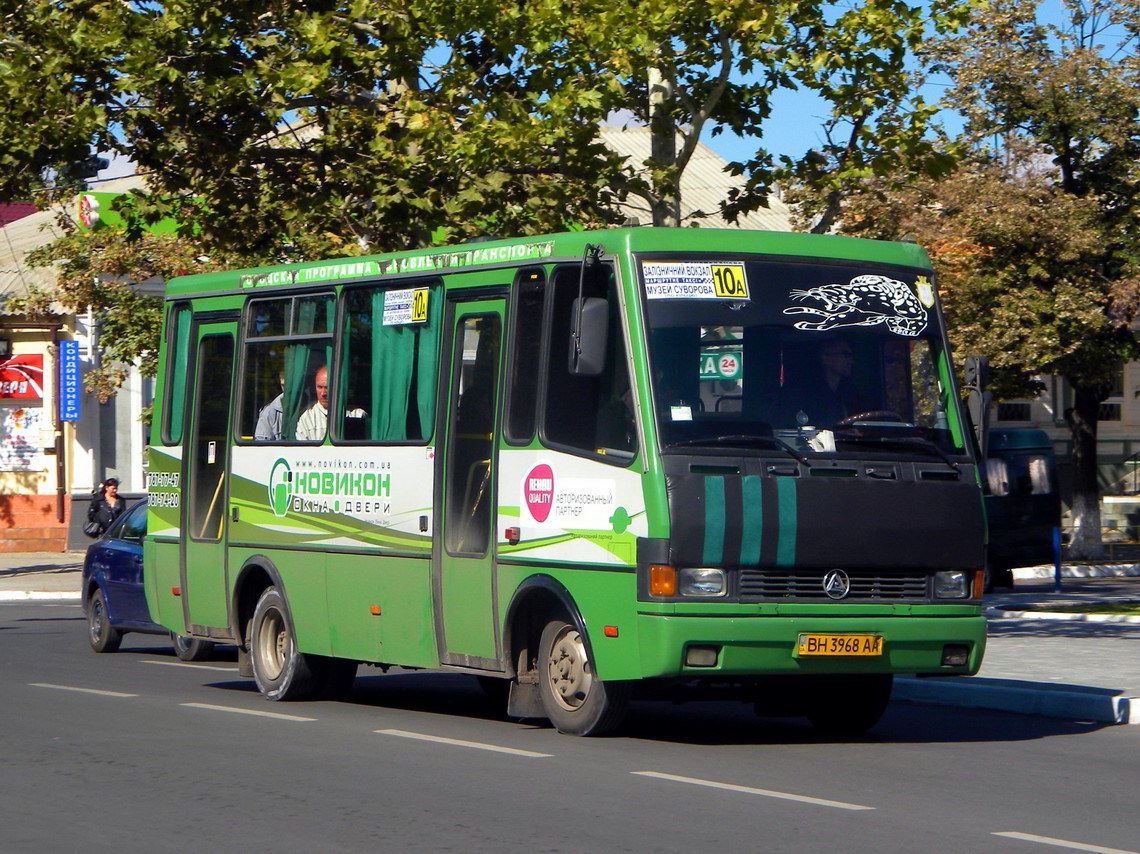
(249, 586), (319, 701)
(537, 618), (630, 736)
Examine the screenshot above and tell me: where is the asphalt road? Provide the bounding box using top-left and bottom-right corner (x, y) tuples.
(2, 602), (1136, 854)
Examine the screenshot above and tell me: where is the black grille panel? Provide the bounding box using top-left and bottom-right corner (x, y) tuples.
(738, 569), (930, 602)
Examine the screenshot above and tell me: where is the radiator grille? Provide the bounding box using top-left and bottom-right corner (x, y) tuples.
(738, 569), (930, 602)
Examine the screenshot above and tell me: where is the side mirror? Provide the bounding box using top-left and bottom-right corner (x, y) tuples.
(569, 297), (609, 376)
(963, 355), (992, 460)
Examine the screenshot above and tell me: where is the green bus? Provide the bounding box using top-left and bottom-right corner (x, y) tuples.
(143, 227), (987, 736)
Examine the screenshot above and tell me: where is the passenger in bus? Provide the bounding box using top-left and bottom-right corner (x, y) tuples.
(295, 365), (365, 441)
(254, 372), (285, 441)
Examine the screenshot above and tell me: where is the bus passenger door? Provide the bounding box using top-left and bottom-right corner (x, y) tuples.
(434, 299), (504, 669)
(181, 320), (238, 636)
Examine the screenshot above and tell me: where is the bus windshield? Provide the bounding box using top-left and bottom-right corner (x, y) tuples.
(641, 257), (963, 458)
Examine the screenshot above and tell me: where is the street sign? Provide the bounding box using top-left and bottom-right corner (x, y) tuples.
(59, 341), (81, 422)
(699, 348), (743, 381)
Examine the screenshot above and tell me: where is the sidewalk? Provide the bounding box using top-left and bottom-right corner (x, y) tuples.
(2, 551), (1137, 726)
(898, 573), (1140, 726)
(0, 550), (85, 600)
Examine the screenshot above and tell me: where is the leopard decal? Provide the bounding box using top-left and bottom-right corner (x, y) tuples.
(784, 275), (928, 337)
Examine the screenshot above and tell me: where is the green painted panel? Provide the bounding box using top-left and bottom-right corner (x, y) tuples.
(702, 476), (725, 565)
(776, 478), (797, 567)
(495, 563), (642, 681)
(324, 552), (436, 666)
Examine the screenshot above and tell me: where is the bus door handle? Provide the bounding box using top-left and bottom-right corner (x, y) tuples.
(231, 506), (240, 522)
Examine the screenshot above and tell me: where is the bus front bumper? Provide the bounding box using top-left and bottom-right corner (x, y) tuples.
(634, 613), (987, 679)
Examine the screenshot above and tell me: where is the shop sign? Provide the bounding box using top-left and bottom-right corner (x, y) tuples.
(0, 355), (44, 399)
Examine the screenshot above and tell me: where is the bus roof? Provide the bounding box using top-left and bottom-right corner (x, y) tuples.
(164, 227), (933, 299)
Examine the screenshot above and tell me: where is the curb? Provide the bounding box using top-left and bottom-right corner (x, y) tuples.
(0, 591), (82, 602)
(1012, 564), (1140, 580)
(987, 606), (1140, 624)
(895, 676), (1137, 725)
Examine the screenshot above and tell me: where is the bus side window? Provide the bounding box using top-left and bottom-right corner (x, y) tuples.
(338, 281), (441, 443)
(161, 302), (192, 445)
(504, 268), (545, 444)
(542, 265), (636, 461)
(240, 295), (333, 443)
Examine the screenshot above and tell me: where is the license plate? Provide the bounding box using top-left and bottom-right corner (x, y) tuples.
(797, 633), (883, 656)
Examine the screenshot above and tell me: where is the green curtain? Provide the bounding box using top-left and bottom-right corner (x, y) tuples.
(367, 287), (441, 441)
(416, 288), (442, 438)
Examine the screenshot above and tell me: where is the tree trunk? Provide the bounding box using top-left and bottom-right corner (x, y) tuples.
(647, 65), (681, 228)
(1064, 383), (1106, 561)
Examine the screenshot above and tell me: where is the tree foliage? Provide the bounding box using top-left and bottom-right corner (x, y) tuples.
(14, 226), (223, 404)
(839, 0), (1140, 552)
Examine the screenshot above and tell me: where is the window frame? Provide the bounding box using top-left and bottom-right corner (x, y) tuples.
(160, 301), (193, 446)
(502, 266), (547, 446)
(234, 290), (336, 446)
(332, 277), (443, 446)
(535, 261), (639, 468)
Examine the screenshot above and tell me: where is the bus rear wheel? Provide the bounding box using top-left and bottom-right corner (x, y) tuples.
(537, 618), (630, 736)
(249, 586), (319, 701)
(171, 631), (214, 662)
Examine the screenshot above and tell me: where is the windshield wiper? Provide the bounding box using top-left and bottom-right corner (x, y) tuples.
(833, 432), (959, 472)
(665, 434), (809, 466)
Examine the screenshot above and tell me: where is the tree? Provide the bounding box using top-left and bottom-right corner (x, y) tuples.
(726, 0), (970, 233)
(13, 224), (224, 412)
(0, 0), (126, 198)
(2, 0), (979, 399)
(839, 0), (1140, 557)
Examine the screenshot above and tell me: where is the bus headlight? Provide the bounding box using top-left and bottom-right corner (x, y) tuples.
(679, 567), (727, 597)
(933, 570), (970, 599)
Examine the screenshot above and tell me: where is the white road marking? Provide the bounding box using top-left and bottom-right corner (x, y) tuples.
(375, 729), (553, 758)
(143, 660), (238, 672)
(181, 702), (316, 721)
(30, 683), (137, 698)
(994, 832), (1139, 854)
(632, 771), (875, 811)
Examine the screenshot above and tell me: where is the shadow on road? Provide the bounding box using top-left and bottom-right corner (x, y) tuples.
(193, 669), (1112, 745)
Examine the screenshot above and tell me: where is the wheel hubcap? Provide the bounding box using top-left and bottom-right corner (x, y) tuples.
(255, 608), (288, 680)
(89, 599), (105, 642)
(546, 626), (594, 711)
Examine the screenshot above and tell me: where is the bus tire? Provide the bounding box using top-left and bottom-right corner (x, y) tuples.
(805, 674), (893, 736)
(536, 618), (630, 736)
(171, 631), (214, 662)
(249, 586), (319, 701)
(87, 588), (122, 654)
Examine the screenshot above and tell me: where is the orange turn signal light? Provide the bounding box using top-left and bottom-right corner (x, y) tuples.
(649, 564), (677, 597)
(171, 587), (181, 597)
(603, 625), (619, 638)
(370, 605), (381, 616)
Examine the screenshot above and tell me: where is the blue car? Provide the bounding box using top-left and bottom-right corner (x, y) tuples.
(82, 498), (213, 661)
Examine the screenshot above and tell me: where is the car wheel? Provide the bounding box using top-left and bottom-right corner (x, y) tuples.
(249, 586), (318, 701)
(171, 631), (214, 662)
(87, 588), (122, 654)
(805, 674), (893, 736)
(536, 618), (630, 736)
